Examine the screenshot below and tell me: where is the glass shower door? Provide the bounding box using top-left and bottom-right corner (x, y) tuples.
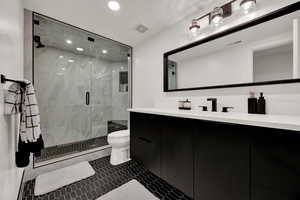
(34, 49), (92, 149)
(31, 13), (130, 165)
(61, 57), (92, 146)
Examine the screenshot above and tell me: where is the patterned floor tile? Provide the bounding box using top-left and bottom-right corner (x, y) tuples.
(35, 137), (108, 163)
(23, 156), (192, 200)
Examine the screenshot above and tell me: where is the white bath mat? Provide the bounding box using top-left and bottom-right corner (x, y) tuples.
(96, 179), (159, 200)
(34, 161), (95, 196)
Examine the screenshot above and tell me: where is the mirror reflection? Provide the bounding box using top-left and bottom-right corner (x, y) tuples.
(167, 10), (299, 90)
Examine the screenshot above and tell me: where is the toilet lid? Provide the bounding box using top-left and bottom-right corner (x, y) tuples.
(109, 130), (129, 138)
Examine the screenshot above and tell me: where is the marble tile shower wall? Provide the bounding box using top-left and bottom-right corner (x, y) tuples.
(32, 47), (128, 148)
(111, 62), (129, 121)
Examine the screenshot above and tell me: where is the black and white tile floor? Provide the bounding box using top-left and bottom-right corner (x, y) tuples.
(35, 137), (108, 163)
(23, 156), (192, 200)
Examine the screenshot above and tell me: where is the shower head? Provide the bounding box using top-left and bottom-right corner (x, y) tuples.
(34, 35), (46, 48)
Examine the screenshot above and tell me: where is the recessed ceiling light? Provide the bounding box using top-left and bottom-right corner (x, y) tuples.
(59, 55), (64, 59)
(102, 49), (108, 54)
(76, 47), (84, 51)
(68, 59), (74, 63)
(66, 39), (72, 44)
(108, 1), (120, 11)
(61, 67), (66, 71)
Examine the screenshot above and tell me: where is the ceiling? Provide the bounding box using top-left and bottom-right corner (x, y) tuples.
(34, 14), (130, 62)
(24, 0), (220, 46)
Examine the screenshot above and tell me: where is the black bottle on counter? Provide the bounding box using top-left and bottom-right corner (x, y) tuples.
(248, 91), (257, 114)
(257, 92), (266, 114)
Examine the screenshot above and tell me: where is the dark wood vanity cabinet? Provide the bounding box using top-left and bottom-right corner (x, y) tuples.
(160, 117), (194, 197)
(130, 113), (194, 197)
(130, 112), (300, 200)
(194, 121), (250, 200)
(130, 113), (161, 176)
(251, 128), (300, 200)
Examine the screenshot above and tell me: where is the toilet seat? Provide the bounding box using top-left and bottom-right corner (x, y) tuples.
(108, 130), (129, 138)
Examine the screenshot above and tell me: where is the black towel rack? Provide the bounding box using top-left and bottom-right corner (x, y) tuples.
(1, 74), (27, 88)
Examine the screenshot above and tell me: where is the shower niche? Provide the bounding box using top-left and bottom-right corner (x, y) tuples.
(25, 12), (132, 165)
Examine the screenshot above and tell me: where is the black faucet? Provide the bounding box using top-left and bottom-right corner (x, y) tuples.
(207, 98), (217, 112)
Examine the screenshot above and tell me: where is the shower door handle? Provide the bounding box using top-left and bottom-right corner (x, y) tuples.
(86, 92), (90, 105)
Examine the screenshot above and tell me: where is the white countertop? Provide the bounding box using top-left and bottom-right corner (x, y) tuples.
(128, 108), (300, 132)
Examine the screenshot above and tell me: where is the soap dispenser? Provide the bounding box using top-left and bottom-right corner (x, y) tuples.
(257, 92), (266, 114)
(248, 91), (257, 114)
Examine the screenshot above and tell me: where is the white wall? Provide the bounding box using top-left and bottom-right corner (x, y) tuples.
(177, 45), (252, 88)
(254, 47), (293, 82)
(0, 0), (24, 199)
(133, 0), (300, 116)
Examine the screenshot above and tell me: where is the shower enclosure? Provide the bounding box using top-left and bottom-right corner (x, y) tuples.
(25, 13), (132, 166)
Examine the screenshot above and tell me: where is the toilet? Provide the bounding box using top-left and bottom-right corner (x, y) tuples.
(107, 129), (130, 165)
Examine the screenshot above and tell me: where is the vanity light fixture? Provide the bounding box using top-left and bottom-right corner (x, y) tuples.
(188, 0), (257, 33)
(76, 47), (84, 52)
(211, 7), (224, 26)
(240, 0), (256, 13)
(108, 1), (120, 11)
(189, 19), (200, 37)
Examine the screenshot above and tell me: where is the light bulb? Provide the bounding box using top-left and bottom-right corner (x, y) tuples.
(189, 19), (200, 37)
(240, 0), (256, 14)
(211, 7), (224, 26)
(212, 15), (223, 26)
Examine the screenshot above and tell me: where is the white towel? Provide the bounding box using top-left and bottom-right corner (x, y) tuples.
(5, 80), (41, 143)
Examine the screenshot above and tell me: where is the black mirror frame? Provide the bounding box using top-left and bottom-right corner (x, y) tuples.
(163, 2), (300, 92)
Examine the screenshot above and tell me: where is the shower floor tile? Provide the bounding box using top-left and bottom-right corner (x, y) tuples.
(35, 137), (108, 163)
(23, 156), (192, 200)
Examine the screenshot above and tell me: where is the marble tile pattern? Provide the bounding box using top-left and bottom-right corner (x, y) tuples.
(33, 47), (129, 148)
(22, 156), (192, 200)
(111, 62), (129, 121)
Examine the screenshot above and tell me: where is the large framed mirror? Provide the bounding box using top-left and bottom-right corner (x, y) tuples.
(164, 3), (300, 92)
